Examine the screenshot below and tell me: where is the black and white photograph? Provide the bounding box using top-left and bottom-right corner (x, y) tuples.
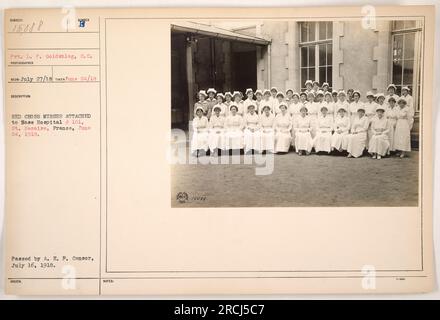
(170, 18), (423, 207)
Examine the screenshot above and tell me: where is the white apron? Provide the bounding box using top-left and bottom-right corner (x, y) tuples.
(368, 116), (390, 156)
(259, 113), (275, 152)
(331, 115), (350, 151)
(393, 107), (412, 152)
(347, 115), (369, 157)
(314, 115), (333, 153)
(191, 116), (209, 153)
(224, 114), (244, 150)
(274, 113), (292, 153)
(243, 112), (261, 152)
(208, 115), (225, 151)
(294, 115), (313, 153)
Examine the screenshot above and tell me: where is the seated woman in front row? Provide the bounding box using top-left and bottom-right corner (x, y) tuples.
(294, 106), (313, 156)
(208, 105), (225, 156)
(274, 103), (292, 153)
(243, 104), (261, 154)
(191, 106), (209, 157)
(314, 105), (333, 154)
(331, 107), (350, 152)
(259, 105), (275, 153)
(368, 106), (390, 160)
(346, 107), (369, 158)
(224, 104), (244, 152)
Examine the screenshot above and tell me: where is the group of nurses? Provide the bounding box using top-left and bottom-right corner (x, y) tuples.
(191, 83), (414, 159)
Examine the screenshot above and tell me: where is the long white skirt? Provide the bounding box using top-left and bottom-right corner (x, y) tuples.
(295, 131), (313, 153)
(208, 129), (224, 151)
(387, 119), (396, 152)
(260, 129), (275, 152)
(331, 131), (349, 150)
(314, 131), (332, 153)
(394, 119), (411, 152)
(368, 133), (390, 156)
(309, 115), (318, 138)
(191, 130), (209, 153)
(347, 132), (367, 158)
(224, 129), (243, 150)
(366, 117), (373, 148)
(275, 130), (291, 153)
(244, 128), (262, 152)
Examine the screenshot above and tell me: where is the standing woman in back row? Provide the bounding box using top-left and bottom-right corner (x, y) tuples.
(348, 90), (363, 123)
(194, 90), (209, 117)
(385, 96), (398, 154)
(401, 86), (415, 130)
(232, 91), (244, 116)
(306, 92), (318, 137)
(322, 92), (335, 121)
(393, 98), (412, 158)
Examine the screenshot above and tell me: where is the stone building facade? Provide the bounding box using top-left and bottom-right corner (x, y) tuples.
(171, 20), (423, 144)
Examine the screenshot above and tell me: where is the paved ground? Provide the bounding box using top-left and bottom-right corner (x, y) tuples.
(171, 148), (419, 207)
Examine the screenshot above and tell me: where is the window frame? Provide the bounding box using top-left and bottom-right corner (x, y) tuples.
(299, 22), (333, 91)
(390, 20), (423, 112)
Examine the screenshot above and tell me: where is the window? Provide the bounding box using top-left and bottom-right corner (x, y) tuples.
(391, 20), (423, 111)
(299, 22), (333, 91)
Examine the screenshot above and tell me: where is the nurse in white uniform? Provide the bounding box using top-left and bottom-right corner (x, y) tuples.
(306, 92), (318, 137)
(261, 89), (273, 115)
(304, 80), (313, 94)
(314, 105), (333, 154)
(224, 104), (244, 151)
(273, 103), (292, 153)
(294, 106), (314, 155)
(243, 88), (255, 112)
(346, 107), (369, 158)
(288, 92), (301, 119)
(285, 88), (294, 109)
(322, 91), (335, 121)
(191, 106), (209, 156)
(393, 98), (412, 158)
(368, 106), (391, 160)
(208, 105), (225, 154)
(322, 82), (330, 95)
(232, 91), (244, 115)
(243, 104), (261, 153)
(331, 107), (350, 152)
(385, 83), (399, 105)
(274, 92), (285, 115)
(259, 105), (275, 153)
(215, 93), (227, 117)
(224, 92), (233, 116)
(364, 91), (378, 148)
(254, 89), (264, 114)
(401, 86), (415, 130)
(270, 87), (278, 103)
(331, 90), (338, 104)
(335, 90), (350, 122)
(385, 96), (398, 154)
(348, 90), (363, 123)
